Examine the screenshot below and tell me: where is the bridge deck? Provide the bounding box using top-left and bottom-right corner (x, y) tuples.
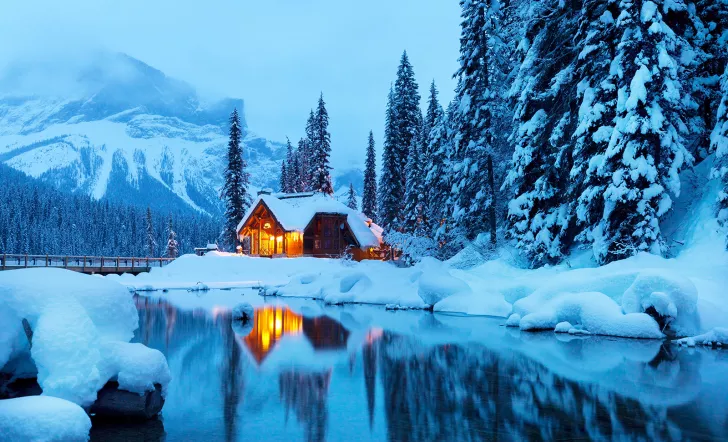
(0, 254), (175, 275)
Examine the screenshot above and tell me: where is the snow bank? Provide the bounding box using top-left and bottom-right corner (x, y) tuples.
(0, 268), (170, 408)
(675, 328), (728, 347)
(0, 396), (91, 442)
(515, 292), (664, 339)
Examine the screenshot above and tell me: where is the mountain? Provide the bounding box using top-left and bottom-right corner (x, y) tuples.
(0, 52), (286, 216)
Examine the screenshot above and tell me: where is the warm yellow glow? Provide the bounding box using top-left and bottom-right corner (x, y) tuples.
(276, 236), (283, 242)
(263, 222), (271, 229)
(242, 306), (304, 364)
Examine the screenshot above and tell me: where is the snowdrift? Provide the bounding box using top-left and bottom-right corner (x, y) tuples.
(0, 268), (170, 408)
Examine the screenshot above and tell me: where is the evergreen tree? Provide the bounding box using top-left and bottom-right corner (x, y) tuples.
(305, 109), (317, 190)
(347, 183), (358, 210)
(503, 0), (581, 266)
(711, 66), (728, 247)
(379, 87), (400, 227)
(391, 51), (421, 228)
(312, 93), (334, 195)
(403, 116), (425, 234)
(279, 161), (288, 193)
(362, 131), (378, 222)
(424, 100), (449, 237)
(285, 137), (296, 192)
(146, 206), (156, 257)
(166, 215), (179, 258)
(569, 0), (619, 250)
(448, 0), (500, 245)
(220, 108), (252, 250)
(297, 138), (310, 192)
(423, 81), (443, 165)
(596, 0), (693, 263)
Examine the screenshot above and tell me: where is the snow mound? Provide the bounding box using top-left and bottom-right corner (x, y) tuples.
(418, 269), (470, 306)
(554, 321), (573, 333)
(232, 303), (255, 322)
(0, 268), (169, 407)
(516, 292), (664, 339)
(622, 270), (700, 336)
(99, 342), (171, 397)
(675, 328), (728, 347)
(434, 291), (512, 317)
(505, 313), (521, 327)
(0, 396), (91, 442)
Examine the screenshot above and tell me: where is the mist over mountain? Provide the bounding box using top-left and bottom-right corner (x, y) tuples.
(0, 52), (291, 216)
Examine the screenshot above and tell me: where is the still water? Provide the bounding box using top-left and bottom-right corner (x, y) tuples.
(92, 290), (728, 441)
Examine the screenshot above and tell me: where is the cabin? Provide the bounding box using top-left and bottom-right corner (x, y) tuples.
(236, 191), (383, 261)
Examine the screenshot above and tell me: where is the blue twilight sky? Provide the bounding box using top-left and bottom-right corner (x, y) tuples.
(0, 0), (461, 170)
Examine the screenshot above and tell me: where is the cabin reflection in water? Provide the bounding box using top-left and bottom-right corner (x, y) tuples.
(241, 306), (350, 365)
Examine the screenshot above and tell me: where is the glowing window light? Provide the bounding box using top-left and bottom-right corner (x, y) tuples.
(263, 222), (271, 229)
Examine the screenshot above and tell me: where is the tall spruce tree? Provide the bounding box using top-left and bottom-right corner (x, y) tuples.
(312, 94), (334, 195)
(596, 0), (693, 263)
(297, 138), (310, 192)
(379, 87), (400, 227)
(220, 108), (252, 250)
(146, 206), (156, 257)
(305, 109), (317, 190)
(166, 215), (179, 258)
(448, 0), (500, 245)
(403, 114), (425, 234)
(279, 161), (288, 192)
(422, 81), (443, 165)
(503, 0), (581, 267)
(711, 66), (728, 247)
(570, 0), (619, 249)
(424, 99), (449, 238)
(347, 183), (358, 210)
(285, 138), (296, 192)
(391, 51), (421, 228)
(362, 131), (378, 222)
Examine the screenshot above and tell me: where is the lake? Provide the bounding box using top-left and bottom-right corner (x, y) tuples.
(92, 289), (728, 441)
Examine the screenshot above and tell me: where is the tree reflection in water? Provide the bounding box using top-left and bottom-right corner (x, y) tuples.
(127, 295), (728, 442)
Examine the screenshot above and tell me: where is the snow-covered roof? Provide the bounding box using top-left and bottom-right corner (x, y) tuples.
(237, 192), (383, 249)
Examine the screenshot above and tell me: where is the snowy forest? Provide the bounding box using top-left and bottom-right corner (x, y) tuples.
(0, 164), (219, 257)
(277, 0), (728, 268)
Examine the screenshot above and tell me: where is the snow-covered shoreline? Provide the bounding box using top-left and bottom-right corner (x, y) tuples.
(116, 235), (728, 341)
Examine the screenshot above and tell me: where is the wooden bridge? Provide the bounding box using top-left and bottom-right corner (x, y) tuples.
(0, 254), (175, 275)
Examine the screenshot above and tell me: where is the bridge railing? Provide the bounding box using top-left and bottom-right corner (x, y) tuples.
(0, 254), (175, 271)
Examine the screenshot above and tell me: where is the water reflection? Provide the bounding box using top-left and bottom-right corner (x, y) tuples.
(121, 294), (728, 442)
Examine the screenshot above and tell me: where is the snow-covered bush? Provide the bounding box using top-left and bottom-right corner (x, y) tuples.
(0, 396), (92, 442)
(621, 271), (700, 337)
(0, 269), (170, 408)
(384, 231), (437, 266)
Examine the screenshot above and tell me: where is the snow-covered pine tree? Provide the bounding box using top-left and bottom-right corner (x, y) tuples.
(166, 215), (179, 258)
(570, 0), (619, 249)
(690, 0), (728, 161)
(305, 109), (317, 191)
(391, 51), (421, 229)
(503, 0), (581, 267)
(285, 138), (296, 192)
(347, 183), (358, 210)
(424, 98), (449, 237)
(145, 206), (156, 257)
(220, 108), (252, 250)
(403, 114), (426, 234)
(312, 94), (334, 195)
(596, 0), (694, 263)
(279, 161), (288, 193)
(379, 87), (401, 227)
(362, 131), (378, 222)
(712, 66), (728, 247)
(448, 0), (500, 245)
(297, 138), (310, 192)
(422, 81), (442, 162)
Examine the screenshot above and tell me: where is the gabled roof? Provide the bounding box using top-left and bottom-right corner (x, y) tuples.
(237, 192), (383, 248)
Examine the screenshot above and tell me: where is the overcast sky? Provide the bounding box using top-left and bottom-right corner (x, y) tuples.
(0, 0), (461, 170)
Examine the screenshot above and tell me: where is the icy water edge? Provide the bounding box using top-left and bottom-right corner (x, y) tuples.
(93, 289), (728, 441)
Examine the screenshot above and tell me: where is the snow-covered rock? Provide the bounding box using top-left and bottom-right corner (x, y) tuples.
(0, 396), (91, 442)
(675, 328), (728, 347)
(621, 270), (700, 336)
(0, 268), (169, 408)
(232, 303), (255, 322)
(516, 292), (664, 339)
(505, 313), (522, 327)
